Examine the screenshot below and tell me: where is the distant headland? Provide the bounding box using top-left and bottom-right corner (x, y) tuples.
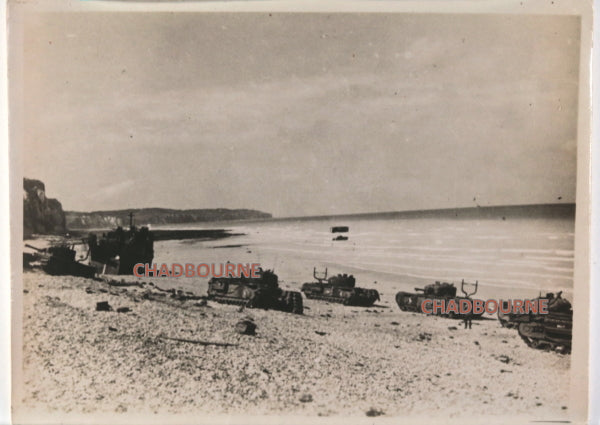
(65, 208), (273, 230)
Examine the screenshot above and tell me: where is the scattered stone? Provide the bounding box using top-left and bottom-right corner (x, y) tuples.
(498, 355), (511, 364)
(299, 394), (313, 403)
(108, 327), (117, 332)
(500, 369), (512, 373)
(474, 341), (479, 346)
(502, 340), (508, 343)
(365, 407), (384, 417)
(448, 326), (458, 331)
(536, 402), (543, 407)
(117, 307), (131, 313)
(85, 287), (94, 294)
(235, 319), (256, 335)
(315, 331), (327, 336)
(23, 289), (29, 294)
(390, 321), (400, 325)
(96, 301), (112, 312)
(417, 332), (432, 341)
(562, 406), (567, 410)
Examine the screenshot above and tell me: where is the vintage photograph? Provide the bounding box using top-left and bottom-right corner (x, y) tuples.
(10, 2), (591, 423)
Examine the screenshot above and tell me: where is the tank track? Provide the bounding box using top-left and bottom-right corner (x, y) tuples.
(281, 291), (304, 315)
(304, 293), (378, 307)
(517, 320), (571, 354)
(210, 296), (250, 306)
(209, 292), (304, 315)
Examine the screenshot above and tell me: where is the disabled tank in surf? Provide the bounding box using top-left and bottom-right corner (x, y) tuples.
(301, 268), (380, 307)
(513, 292), (572, 354)
(87, 213), (154, 275)
(395, 280), (484, 319)
(207, 269), (303, 315)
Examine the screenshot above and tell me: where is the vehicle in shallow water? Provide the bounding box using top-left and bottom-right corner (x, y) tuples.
(330, 226), (349, 233)
(207, 269), (303, 314)
(395, 280), (484, 319)
(301, 268), (380, 307)
(87, 213), (154, 275)
(514, 292), (572, 354)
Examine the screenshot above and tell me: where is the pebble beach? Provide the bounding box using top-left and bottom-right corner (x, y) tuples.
(15, 266), (571, 424)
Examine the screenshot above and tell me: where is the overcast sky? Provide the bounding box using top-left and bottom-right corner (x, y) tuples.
(21, 12), (580, 217)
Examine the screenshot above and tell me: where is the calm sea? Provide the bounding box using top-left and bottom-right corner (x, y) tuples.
(152, 214), (574, 299)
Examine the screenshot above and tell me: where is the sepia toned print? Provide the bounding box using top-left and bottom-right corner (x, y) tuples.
(10, 1), (592, 424)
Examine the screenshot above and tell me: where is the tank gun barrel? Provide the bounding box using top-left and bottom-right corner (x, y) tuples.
(25, 244), (46, 252)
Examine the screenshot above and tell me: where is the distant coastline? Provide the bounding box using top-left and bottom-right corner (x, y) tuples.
(65, 208), (272, 230)
(66, 203), (575, 231)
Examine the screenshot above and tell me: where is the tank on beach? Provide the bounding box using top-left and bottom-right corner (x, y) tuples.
(395, 280), (484, 319)
(509, 292), (573, 354)
(301, 268), (380, 307)
(25, 243), (96, 278)
(207, 269), (303, 314)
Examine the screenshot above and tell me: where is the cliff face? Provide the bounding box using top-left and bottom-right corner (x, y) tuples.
(65, 208), (272, 229)
(23, 178), (67, 238)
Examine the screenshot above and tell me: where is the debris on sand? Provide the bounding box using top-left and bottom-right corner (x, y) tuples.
(365, 407), (385, 417)
(159, 335), (237, 347)
(235, 319), (257, 336)
(96, 301), (112, 312)
(299, 394), (313, 403)
(314, 331), (327, 336)
(106, 279), (144, 288)
(116, 307), (131, 313)
(498, 355), (510, 364)
(448, 326), (457, 331)
(417, 332), (432, 342)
